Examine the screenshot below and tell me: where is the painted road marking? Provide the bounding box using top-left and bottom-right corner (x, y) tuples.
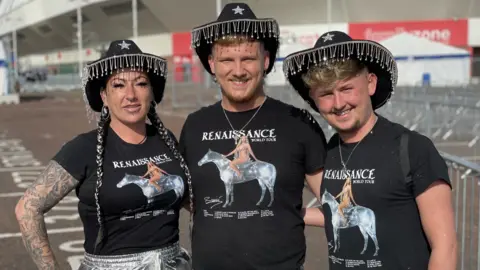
(50, 206), (78, 211)
(59, 240), (84, 252)
(45, 214), (80, 224)
(0, 139), (23, 146)
(67, 255), (84, 269)
(0, 192), (25, 198)
(12, 170), (43, 189)
(0, 151), (33, 156)
(0, 139), (42, 169)
(0, 166), (45, 173)
(60, 240), (85, 269)
(1, 154), (42, 167)
(0, 227), (83, 239)
(0, 137), (83, 270)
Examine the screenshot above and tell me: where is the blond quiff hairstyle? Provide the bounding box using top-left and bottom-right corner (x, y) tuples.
(211, 35), (266, 56)
(301, 59), (367, 91)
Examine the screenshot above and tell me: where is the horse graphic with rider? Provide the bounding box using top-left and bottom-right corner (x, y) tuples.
(321, 179), (380, 256)
(198, 135), (277, 208)
(116, 161), (185, 208)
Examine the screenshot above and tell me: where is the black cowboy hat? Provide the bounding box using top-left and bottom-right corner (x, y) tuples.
(283, 31), (398, 112)
(82, 39), (168, 112)
(190, 2), (280, 75)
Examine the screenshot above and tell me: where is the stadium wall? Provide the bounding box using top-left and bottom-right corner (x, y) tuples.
(14, 15), (480, 84)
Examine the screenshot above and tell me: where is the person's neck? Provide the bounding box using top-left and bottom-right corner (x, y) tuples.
(222, 89), (266, 112)
(339, 113), (378, 144)
(109, 118), (147, 144)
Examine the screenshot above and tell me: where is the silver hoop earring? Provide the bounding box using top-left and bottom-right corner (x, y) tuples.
(101, 105), (110, 119)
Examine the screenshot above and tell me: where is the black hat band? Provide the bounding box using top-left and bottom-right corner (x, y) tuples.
(191, 19), (279, 48)
(283, 41), (397, 86)
(83, 54), (167, 82)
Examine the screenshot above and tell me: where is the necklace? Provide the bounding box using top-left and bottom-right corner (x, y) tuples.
(338, 115), (378, 175)
(136, 135), (147, 144)
(222, 96), (267, 144)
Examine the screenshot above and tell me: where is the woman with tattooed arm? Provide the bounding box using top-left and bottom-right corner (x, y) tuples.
(14, 40), (193, 270)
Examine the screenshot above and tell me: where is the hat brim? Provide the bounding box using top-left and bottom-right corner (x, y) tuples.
(191, 18), (280, 75)
(283, 40), (398, 112)
(82, 53), (167, 112)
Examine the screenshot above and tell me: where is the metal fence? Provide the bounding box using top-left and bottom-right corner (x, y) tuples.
(13, 70), (480, 269)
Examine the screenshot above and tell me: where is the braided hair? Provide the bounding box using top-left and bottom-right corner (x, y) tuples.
(93, 105), (110, 253)
(146, 105), (193, 217)
(91, 102), (194, 254)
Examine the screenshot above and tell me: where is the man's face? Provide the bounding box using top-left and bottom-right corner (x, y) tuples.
(310, 69), (377, 134)
(208, 40), (269, 104)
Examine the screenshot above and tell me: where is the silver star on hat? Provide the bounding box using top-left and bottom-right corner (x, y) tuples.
(232, 5), (244, 15)
(321, 33), (334, 42)
(118, 40), (131, 50)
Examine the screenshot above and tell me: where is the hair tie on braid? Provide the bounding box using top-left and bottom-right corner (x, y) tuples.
(147, 106), (194, 240)
(93, 106), (110, 254)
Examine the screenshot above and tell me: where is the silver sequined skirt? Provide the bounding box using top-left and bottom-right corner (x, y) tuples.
(78, 242), (192, 270)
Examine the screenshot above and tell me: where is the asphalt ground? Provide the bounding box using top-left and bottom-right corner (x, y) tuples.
(0, 89), (476, 269)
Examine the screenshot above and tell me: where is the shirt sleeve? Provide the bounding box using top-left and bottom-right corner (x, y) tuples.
(178, 115), (190, 159)
(409, 132), (452, 197)
(296, 109), (328, 174)
(51, 133), (95, 184)
(177, 116), (191, 207)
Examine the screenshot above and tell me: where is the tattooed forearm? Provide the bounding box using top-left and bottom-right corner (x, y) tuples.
(18, 212), (60, 270)
(15, 160), (79, 270)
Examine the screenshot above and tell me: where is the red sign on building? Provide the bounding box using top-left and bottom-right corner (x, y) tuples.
(172, 32), (202, 83)
(172, 32), (192, 56)
(348, 19), (468, 46)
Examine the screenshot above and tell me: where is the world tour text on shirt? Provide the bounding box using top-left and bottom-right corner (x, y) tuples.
(324, 168), (376, 184)
(201, 129), (277, 143)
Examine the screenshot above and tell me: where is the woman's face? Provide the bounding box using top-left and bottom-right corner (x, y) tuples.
(100, 69), (153, 126)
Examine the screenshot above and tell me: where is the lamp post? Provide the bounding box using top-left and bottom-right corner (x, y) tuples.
(132, 0), (138, 41)
(70, 0), (91, 77)
(76, 7), (83, 77)
(216, 0), (222, 16)
(326, 0), (332, 30)
(3, 16), (22, 96)
(5, 16), (22, 80)
(12, 29), (17, 79)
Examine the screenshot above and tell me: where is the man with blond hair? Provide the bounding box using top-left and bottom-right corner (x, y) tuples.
(283, 31), (457, 269)
(178, 3), (328, 270)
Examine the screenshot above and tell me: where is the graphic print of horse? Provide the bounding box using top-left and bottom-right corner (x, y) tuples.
(198, 149), (277, 208)
(321, 190), (379, 256)
(117, 173), (184, 206)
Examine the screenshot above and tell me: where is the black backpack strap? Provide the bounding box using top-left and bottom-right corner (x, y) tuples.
(399, 132), (412, 187)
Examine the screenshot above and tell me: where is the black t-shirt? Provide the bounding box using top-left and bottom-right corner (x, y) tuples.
(178, 97), (327, 270)
(320, 115), (451, 269)
(52, 124), (187, 255)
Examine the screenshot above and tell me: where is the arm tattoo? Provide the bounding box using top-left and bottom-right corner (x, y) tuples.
(16, 160), (79, 270)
